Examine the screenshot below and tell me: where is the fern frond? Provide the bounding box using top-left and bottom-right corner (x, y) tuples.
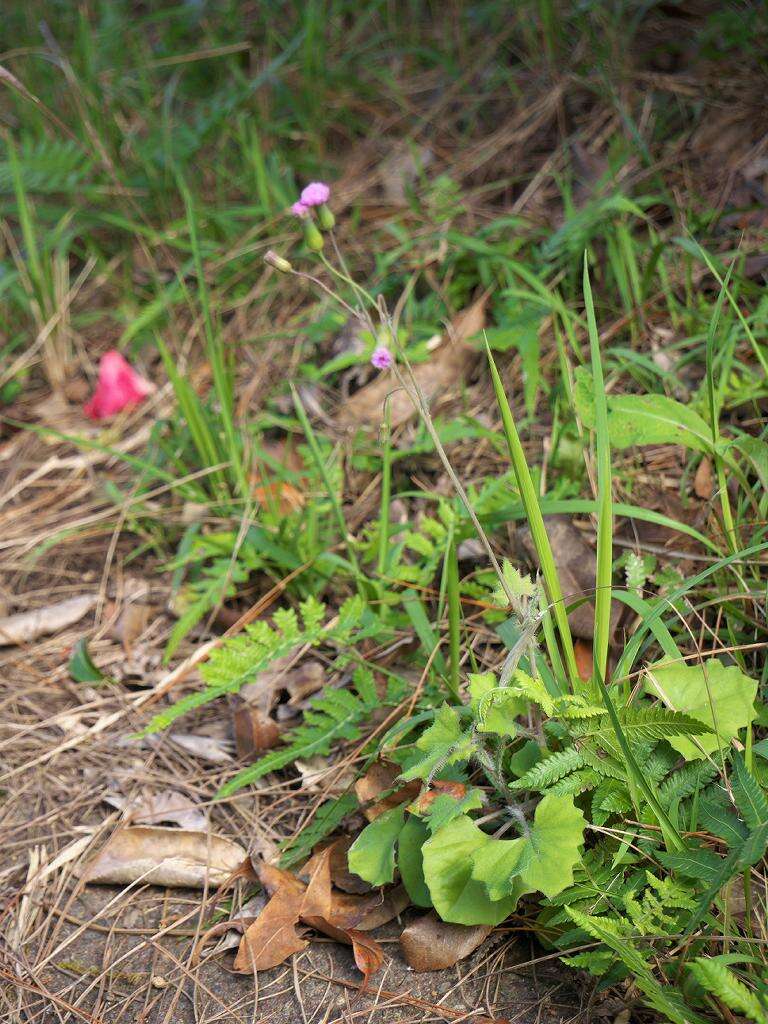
(549, 768), (601, 796)
(688, 958), (768, 1024)
(578, 744), (628, 781)
(731, 751), (768, 830)
(510, 746), (584, 791)
(657, 760), (719, 809)
(567, 908), (708, 1024)
(217, 674), (379, 798)
(571, 706), (714, 744)
(143, 596), (370, 734)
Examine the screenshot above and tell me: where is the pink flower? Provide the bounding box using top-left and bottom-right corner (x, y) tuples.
(291, 200), (310, 217)
(84, 350), (154, 421)
(371, 346), (393, 370)
(300, 182), (330, 207)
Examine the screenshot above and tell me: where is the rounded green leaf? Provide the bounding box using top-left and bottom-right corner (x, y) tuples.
(422, 815), (522, 925)
(398, 815), (432, 907)
(471, 793), (585, 900)
(348, 804), (405, 886)
(645, 660), (757, 760)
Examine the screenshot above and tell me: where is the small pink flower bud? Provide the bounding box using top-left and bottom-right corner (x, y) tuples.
(371, 346), (393, 370)
(300, 182), (330, 207)
(84, 350), (154, 421)
(291, 201), (310, 217)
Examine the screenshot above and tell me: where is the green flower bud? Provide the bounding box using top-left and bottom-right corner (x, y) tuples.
(317, 203), (335, 231)
(304, 220), (324, 251)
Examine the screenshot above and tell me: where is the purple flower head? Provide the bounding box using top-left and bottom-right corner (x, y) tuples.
(371, 346), (393, 370)
(291, 200), (310, 217)
(300, 181), (330, 207)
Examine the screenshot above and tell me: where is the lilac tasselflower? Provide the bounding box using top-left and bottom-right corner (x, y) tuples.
(371, 346), (394, 370)
(300, 182), (330, 207)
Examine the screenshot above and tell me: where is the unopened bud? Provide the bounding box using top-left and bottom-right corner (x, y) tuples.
(264, 250), (293, 273)
(304, 221), (324, 252)
(317, 204), (335, 231)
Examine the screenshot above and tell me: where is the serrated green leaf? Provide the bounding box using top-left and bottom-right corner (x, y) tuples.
(490, 560), (536, 606)
(420, 788), (485, 834)
(731, 751), (768, 830)
(469, 672), (523, 737)
(688, 958), (768, 1024)
(472, 793), (585, 900)
(470, 833), (526, 900)
(657, 848), (725, 885)
(698, 797), (749, 845)
(400, 705), (475, 782)
(507, 669), (556, 716)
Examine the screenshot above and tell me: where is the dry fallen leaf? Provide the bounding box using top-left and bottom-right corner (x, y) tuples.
(239, 653), (324, 709)
(112, 601), (151, 654)
(168, 733), (234, 763)
(400, 911), (492, 971)
(412, 780), (467, 813)
(574, 638), (594, 683)
(337, 294), (488, 428)
(232, 703), (281, 759)
(299, 836), (371, 895)
(354, 760), (420, 821)
(233, 884), (309, 971)
(350, 929), (384, 988)
(353, 884), (410, 931)
(235, 849), (332, 972)
(694, 457), (713, 500)
(102, 788), (208, 831)
(235, 850), (387, 977)
(82, 827), (245, 888)
(0, 594), (96, 647)
(295, 755), (356, 795)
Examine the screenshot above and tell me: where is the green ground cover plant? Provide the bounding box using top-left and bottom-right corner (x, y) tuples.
(3, 2), (768, 1020)
(144, 188), (768, 1022)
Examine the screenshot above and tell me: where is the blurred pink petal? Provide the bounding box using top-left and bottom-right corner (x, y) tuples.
(84, 350), (154, 421)
(371, 346), (394, 370)
(291, 200), (310, 217)
(299, 182), (330, 207)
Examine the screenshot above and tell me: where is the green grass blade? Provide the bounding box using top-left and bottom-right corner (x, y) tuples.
(704, 264), (739, 552)
(291, 383), (366, 594)
(593, 668), (685, 852)
(445, 534), (461, 699)
(154, 333), (227, 499)
(376, 403), (392, 577)
(583, 257), (613, 682)
(486, 341), (579, 691)
(179, 177), (246, 500)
